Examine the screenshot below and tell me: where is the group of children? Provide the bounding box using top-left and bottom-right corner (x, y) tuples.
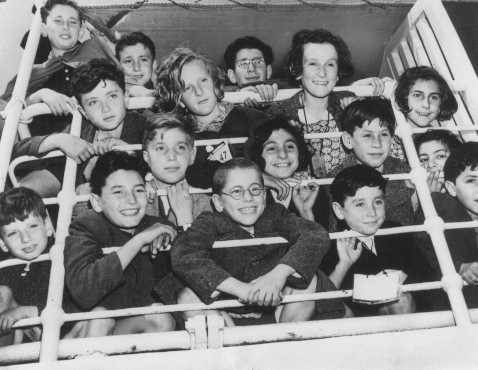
(0, 0), (475, 348)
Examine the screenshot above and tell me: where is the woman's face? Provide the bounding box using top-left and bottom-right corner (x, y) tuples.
(406, 79), (442, 127)
(300, 42), (339, 99)
(262, 129), (300, 179)
(180, 60), (218, 117)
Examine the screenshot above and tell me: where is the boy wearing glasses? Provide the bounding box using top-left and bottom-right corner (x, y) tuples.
(170, 158), (343, 325)
(223, 36), (279, 107)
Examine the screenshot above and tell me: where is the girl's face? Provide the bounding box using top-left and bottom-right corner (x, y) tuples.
(180, 60), (218, 117)
(300, 42), (339, 99)
(262, 129), (299, 179)
(418, 140), (450, 171)
(407, 79), (442, 127)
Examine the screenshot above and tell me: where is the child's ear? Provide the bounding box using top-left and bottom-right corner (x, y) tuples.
(266, 65), (272, 80)
(227, 69), (237, 85)
(0, 238), (8, 254)
(89, 193), (103, 213)
(332, 201), (345, 220)
(45, 217), (55, 237)
(143, 150), (151, 166)
(342, 132), (353, 150)
(211, 194), (224, 212)
(189, 146), (197, 165)
(444, 180), (457, 197)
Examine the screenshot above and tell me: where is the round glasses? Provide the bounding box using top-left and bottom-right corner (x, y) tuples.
(235, 57), (266, 70)
(221, 185), (265, 200)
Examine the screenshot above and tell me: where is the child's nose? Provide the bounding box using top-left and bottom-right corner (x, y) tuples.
(125, 191), (138, 205)
(372, 135), (382, 147)
(20, 229), (32, 243)
(101, 101), (111, 113)
(246, 62), (256, 72)
(278, 147), (287, 159)
(194, 84), (203, 97)
(242, 189), (253, 201)
(132, 60), (140, 72)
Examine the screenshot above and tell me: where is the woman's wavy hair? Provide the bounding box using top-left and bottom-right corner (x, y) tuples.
(245, 116), (312, 174)
(155, 47), (225, 116)
(395, 66), (458, 121)
(286, 29), (354, 85)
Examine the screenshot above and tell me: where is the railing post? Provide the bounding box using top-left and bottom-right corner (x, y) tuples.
(0, 1), (45, 190)
(39, 110), (82, 361)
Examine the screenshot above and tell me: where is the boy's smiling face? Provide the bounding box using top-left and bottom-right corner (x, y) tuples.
(119, 43), (155, 87)
(143, 128), (196, 185)
(44, 4), (81, 54)
(332, 186), (386, 236)
(91, 169), (147, 231)
(343, 118), (392, 171)
(0, 213), (52, 261)
(80, 80), (126, 131)
(445, 166), (478, 220)
(212, 168), (266, 231)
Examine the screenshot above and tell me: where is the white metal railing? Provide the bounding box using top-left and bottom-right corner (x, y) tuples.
(1, 0), (477, 365)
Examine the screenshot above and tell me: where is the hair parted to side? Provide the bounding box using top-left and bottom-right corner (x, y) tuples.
(245, 116), (311, 173)
(331, 164), (387, 206)
(90, 151), (146, 195)
(40, 0), (83, 23)
(212, 158), (263, 195)
(414, 129), (462, 153)
(444, 142), (478, 183)
(395, 66), (458, 121)
(341, 97), (396, 135)
(286, 29), (354, 84)
(142, 113), (195, 149)
(155, 47), (225, 114)
(70, 58), (125, 102)
(223, 36), (274, 70)
(115, 31), (156, 59)
(0, 187), (47, 227)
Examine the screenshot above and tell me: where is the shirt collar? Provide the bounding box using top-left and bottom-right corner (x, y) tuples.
(357, 235), (377, 255)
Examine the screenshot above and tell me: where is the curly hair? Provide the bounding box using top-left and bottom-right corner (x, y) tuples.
(286, 29), (354, 83)
(70, 58), (125, 103)
(155, 47), (225, 115)
(245, 116), (311, 174)
(395, 66), (458, 121)
(224, 36), (274, 71)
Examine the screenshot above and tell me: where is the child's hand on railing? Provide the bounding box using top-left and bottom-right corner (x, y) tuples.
(57, 134), (95, 163)
(167, 181), (193, 227)
(27, 88), (75, 116)
(139, 223), (177, 258)
(263, 173), (290, 201)
(0, 306), (38, 334)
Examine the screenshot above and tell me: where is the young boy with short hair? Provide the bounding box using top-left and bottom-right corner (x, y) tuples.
(0, 187), (54, 345)
(414, 129), (462, 193)
(171, 158), (344, 325)
(64, 151), (176, 336)
(223, 36), (279, 107)
(415, 142), (478, 310)
(327, 97), (414, 228)
(321, 165), (418, 316)
(142, 113), (212, 230)
(13, 58), (149, 197)
(115, 31), (157, 97)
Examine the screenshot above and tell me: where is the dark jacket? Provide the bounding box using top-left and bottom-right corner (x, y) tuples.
(64, 210), (169, 311)
(415, 192), (478, 310)
(171, 202), (330, 304)
(187, 106), (266, 189)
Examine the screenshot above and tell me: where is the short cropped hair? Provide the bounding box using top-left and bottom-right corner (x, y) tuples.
(115, 31), (156, 60)
(246, 116), (311, 173)
(156, 47), (225, 114)
(143, 113), (195, 149)
(0, 187), (47, 228)
(444, 142), (478, 183)
(395, 66), (458, 121)
(40, 0), (83, 23)
(414, 129), (462, 153)
(70, 59), (125, 102)
(212, 158), (263, 195)
(223, 36), (274, 70)
(286, 29), (354, 82)
(331, 164), (387, 206)
(341, 97), (396, 135)
(90, 151), (145, 195)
